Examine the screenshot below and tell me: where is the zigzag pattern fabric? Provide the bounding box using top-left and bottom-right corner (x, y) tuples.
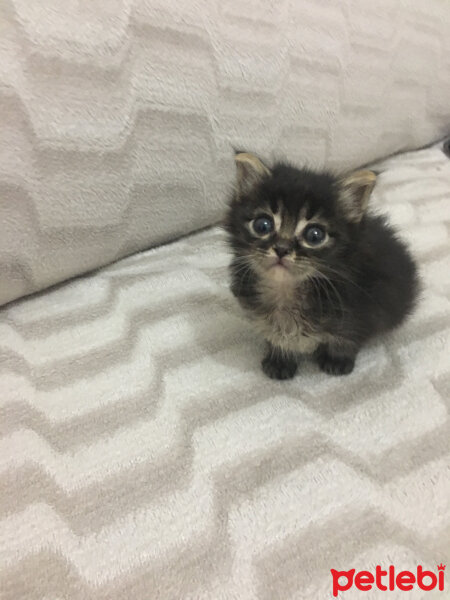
(0, 144), (449, 598)
(1, 0), (450, 306)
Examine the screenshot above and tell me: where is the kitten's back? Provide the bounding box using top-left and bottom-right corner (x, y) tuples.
(358, 215), (420, 331)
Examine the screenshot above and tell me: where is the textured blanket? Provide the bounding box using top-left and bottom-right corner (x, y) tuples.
(0, 144), (449, 598)
(2, 0), (450, 307)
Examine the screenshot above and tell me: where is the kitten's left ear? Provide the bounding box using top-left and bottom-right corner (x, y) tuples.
(234, 152), (271, 197)
(338, 170), (377, 223)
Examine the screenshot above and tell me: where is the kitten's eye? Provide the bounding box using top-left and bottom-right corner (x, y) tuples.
(303, 224), (326, 246)
(252, 216), (274, 236)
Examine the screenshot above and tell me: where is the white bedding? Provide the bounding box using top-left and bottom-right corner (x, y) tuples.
(0, 143), (449, 598)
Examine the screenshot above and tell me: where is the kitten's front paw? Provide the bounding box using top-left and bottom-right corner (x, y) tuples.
(262, 355), (297, 380)
(317, 351), (355, 376)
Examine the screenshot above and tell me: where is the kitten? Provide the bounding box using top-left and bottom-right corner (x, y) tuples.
(225, 152), (419, 379)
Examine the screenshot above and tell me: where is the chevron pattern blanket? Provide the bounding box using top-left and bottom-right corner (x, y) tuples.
(1, 144), (449, 598)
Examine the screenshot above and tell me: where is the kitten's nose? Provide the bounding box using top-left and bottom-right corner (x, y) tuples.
(274, 243), (291, 258)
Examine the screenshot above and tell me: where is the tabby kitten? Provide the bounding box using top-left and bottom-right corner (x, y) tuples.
(225, 152), (419, 380)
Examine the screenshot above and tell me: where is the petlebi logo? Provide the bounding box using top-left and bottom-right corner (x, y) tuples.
(330, 564), (445, 597)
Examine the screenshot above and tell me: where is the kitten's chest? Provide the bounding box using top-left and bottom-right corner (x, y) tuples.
(251, 277), (320, 353)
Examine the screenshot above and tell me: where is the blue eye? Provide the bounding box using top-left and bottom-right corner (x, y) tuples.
(303, 224), (326, 246)
(253, 216), (274, 236)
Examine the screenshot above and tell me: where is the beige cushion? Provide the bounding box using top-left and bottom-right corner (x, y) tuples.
(1, 0), (449, 306)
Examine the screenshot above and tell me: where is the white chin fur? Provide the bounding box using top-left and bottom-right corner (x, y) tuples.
(268, 265), (293, 282)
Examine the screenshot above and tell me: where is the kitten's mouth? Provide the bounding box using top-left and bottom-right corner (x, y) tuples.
(269, 257), (291, 270)
(274, 261), (288, 269)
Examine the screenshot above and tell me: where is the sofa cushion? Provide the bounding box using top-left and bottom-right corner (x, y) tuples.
(0, 143), (449, 598)
(1, 0), (450, 306)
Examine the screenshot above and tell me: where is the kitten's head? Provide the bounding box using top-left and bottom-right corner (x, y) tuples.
(225, 152), (376, 282)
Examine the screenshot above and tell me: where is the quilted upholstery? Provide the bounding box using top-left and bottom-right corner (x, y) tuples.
(0, 143), (449, 599)
(1, 0), (450, 306)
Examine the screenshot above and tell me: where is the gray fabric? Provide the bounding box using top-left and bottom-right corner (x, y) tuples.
(0, 144), (449, 598)
(1, 0), (450, 306)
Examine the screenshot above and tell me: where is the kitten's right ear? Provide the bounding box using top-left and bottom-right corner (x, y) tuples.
(234, 152), (271, 197)
(338, 170), (377, 223)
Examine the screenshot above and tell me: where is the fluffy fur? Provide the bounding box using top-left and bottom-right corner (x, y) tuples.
(225, 152), (419, 379)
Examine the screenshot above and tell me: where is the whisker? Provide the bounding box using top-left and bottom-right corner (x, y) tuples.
(310, 268), (347, 320)
(314, 260), (379, 304)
